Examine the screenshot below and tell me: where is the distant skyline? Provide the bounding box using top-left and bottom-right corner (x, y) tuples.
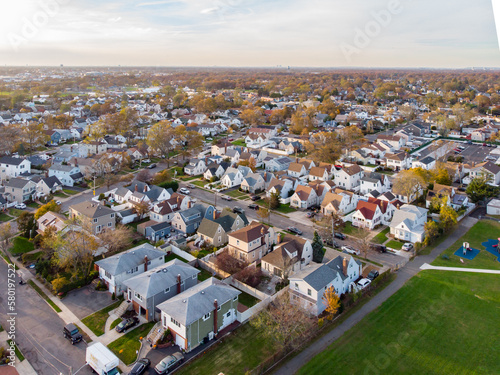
(1, 0), (500, 68)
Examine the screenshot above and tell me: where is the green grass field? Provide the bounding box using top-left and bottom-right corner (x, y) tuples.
(10, 237), (34, 255)
(372, 227), (390, 244)
(432, 220), (500, 270)
(237, 290), (259, 308)
(298, 271), (500, 375)
(108, 322), (156, 365)
(81, 300), (122, 336)
(0, 212), (13, 222)
(386, 239), (403, 250)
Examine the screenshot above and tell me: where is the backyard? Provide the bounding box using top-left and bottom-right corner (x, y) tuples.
(431, 220), (500, 270)
(9, 237), (34, 256)
(298, 271), (500, 375)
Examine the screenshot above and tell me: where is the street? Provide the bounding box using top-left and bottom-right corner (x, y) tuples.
(0, 260), (93, 375)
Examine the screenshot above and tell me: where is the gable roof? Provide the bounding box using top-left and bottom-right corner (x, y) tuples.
(69, 201), (114, 218)
(95, 244), (165, 275)
(157, 278), (240, 326)
(229, 221), (269, 243)
(0, 156), (27, 166)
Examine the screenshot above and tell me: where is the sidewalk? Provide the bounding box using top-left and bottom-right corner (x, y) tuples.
(0, 330), (37, 375)
(420, 263), (500, 274)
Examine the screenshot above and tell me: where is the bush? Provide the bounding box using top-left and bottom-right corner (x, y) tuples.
(112, 292), (116, 300)
(215, 251), (245, 274)
(98, 193), (105, 200)
(159, 181), (179, 192)
(234, 266), (262, 288)
(442, 254), (450, 260)
(52, 277), (69, 293)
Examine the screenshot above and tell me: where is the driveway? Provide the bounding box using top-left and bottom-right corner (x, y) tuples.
(62, 287), (115, 320)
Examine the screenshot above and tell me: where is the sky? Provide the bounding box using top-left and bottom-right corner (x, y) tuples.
(1, 0), (499, 68)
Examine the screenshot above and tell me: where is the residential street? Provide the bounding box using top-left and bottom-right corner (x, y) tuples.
(273, 217), (478, 375)
(0, 260), (93, 375)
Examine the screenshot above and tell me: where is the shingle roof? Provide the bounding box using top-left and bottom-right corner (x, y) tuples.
(157, 278), (240, 326)
(69, 201), (114, 218)
(229, 221), (269, 243)
(95, 244), (165, 276)
(0, 156), (26, 166)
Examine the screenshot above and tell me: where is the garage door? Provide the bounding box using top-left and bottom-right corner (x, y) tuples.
(175, 333), (185, 349)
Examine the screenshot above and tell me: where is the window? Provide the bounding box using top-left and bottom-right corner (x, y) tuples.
(110, 213), (115, 218)
(295, 283), (299, 291)
(134, 292), (143, 301)
(226, 311), (231, 318)
(170, 317), (181, 327)
(108, 222), (112, 227)
(192, 274), (197, 280)
(164, 287), (170, 293)
(104, 270), (111, 279)
(202, 312), (211, 321)
(233, 296), (238, 301)
(307, 289), (312, 296)
(217, 306), (221, 311)
(93, 218), (98, 223)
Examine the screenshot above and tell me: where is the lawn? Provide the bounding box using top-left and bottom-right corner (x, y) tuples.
(0, 212), (12, 222)
(197, 268), (213, 282)
(431, 220), (500, 270)
(165, 252), (188, 263)
(63, 189), (79, 195)
(53, 192), (68, 198)
(108, 321), (156, 365)
(231, 140), (246, 147)
(127, 217), (151, 231)
(386, 239), (403, 250)
(192, 180), (207, 188)
(81, 300), (123, 337)
(226, 190), (247, 198)
(298, 271), (500, 375)
(27, 202), (40, 209)
(275, 204), (297, 214)
(8, 340), (25, 361)
(372, 227), (390, 244)
(8, 208), (25, 217)
(110, 318), (122, 331)
(237, 290), (259, 308)
(176, 323), (274, 375)
(10, 237), (34, 255)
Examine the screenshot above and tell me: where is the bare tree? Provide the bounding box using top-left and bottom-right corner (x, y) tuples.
(98, 224), (133, 254)
(133, 200), (150, 220)
(136, 169), (152, 183)
(53, 228), (99, 277)
(0, 223), (15, 255)
(356, 227), (371, 259)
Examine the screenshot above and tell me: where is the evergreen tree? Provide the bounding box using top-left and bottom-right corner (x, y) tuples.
(312, 231), (325, 263)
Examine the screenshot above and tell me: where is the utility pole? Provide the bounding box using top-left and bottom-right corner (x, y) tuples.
(93, 175), (96, 196)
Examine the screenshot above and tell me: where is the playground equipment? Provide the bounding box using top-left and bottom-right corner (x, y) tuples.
(463, 242), (471, 255)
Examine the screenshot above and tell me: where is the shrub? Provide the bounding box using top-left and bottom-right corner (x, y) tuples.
(234, 266), (262, 288)
(442, 254), (450, 260)
(98, 193), (105, 200)
(112, 292), (116, 300)
(52, 277), (69, 293)
(159, 181), (179, 192)
(215, 251), (245, 274)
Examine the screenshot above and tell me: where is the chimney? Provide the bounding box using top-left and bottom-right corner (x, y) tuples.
(135, 184), (138, 192)
(177, 274), (181, 294)
(144, 185), (147, 193)
(342, 257), (348, 276)
(187, 200), (192, 208)
(213, 299), (218, 335)
(144, 255), (148, 272)
(213, 210), (217, 220)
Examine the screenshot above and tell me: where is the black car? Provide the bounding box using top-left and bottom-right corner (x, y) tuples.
(250, 195), (261, 201)
(248, 204), (259, 210)
(63, 323), (83, 345)
(334, 232), (346, 240)
(370, 244), (387, 253)
(287, 227), (303, 235)
(233, 207), (244, 214)
(325, 238), (339, 248)
(147, 163), (157, 169)
(367, 270), (379, 281)
(129, 358), (151, 375)
(115, 317), (140, 333)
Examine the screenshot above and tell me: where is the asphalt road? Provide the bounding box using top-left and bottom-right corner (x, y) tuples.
(0, 260), (93, 375)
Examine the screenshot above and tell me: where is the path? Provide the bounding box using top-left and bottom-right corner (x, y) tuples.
(274, 217), (478, 375)
(420, 263), (500, 274)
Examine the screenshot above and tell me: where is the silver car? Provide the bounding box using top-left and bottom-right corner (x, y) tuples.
(155, 352), (184, 374)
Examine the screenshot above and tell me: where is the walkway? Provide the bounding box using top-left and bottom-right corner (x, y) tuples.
(0, 330), (37, 375)
(420, 263), (500, 274)
(274, 217), (478, 375)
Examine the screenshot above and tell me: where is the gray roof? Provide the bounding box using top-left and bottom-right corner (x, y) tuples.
(49, 164), (76, 172)
(0, 156), (27, 166)
(291, 263), (337, 291)
(179, 204), (206, 225)
(157, 278), (240, 326)
(418, 156), (435, 165)
(41, 176), (61, 189)
(390, 204), (428, 230)
(327, 255), (362, 282)
(95, 244), (165, 276)
(362, 172), (384, 184)
(69, 201), (115, 218)
(198, 211), (248, 238)
(123, 259), (199, 299)
(5, 178), (33, 189)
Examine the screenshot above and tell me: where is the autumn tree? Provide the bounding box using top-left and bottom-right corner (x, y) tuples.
(16, 212), (36, 238)
(237, 158), (257, 172)
(356, 227), (371, 259)
(466, 177), (499, 203)
(0, 126), (20, 155)
(98, 225), (132, 254)
(322, 286), (341, 320)
(53, 228), (99, 277)
(0, 223), (14, 255)
(337, 125), (364, 156)
(136, 169), (152, 183)
(305, 132), (342, 164)
(392, 169), (426, 203)
(35, 200), (61, 220)
(146, 120), (177, 166)
(256, 207), (270, 224)
(439, 203), (458, 233)
(21, 122), (48, 155)
(39, 226), (58, 257)
(251, 293), (315, 351)
(269, 191), (281, 210)
(424, 220), (440, 245)
(133, 200), (150, 220)
(240, 106), (264, 126)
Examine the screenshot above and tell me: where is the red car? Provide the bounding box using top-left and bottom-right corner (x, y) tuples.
(228, 138), (234, 141)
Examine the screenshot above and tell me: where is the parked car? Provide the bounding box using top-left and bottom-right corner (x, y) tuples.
(357, 278), (371, 290)
(220, 194), (232, 201)
(402, 243), (414, 251)
(187, 184), (196, 189)
(250, 195), (261, 201)
(306, 212), (315, 218)
(155, 352), (185, 374)
(179, 187), (190, 195)
(248, 204), (259, 210)
(287, 227), (303, 235)
(341, 246), (359, 255)
(15, 203), (26, 209)
(228, 138), (234, 141)
(147, 163), (157, 169)
(129, 358), (151, 375)
(63, 323), (83, 345)
(325, 238), (339, 248)
(233, 206), (244, 214)
(115, 317), (139, 333)
(367, 270), (379, 280)
(55, 200), (62, 205)
(334, 232), (346, 240)
(370, 244), (387, 253)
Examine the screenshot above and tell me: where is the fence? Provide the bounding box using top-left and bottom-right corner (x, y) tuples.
(169, 245), (197, 262)
(224, 276), (269, 300)
(197, 258), (232, 279)
(236, 286), (289, 323)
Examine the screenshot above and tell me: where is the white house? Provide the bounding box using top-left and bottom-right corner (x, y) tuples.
(184, 159), (207, 176)
(290, 185), (318, 209)
(412, 156), (436, 170)
(334, 165), (363, 191)
(359, 172), (391, 195)
(352, 198), (395, 230)
(0, 156), (31, 181)
(385, 151), (410, 171)
(221, 167), (244, 188)
(469, 161), (500, 186)
(48, 164), (84, 187)
(389, 204), (428, 244)
(261, 235), (313, 279)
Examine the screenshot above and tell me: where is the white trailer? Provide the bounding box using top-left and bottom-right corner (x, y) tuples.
(86, 342), (121, 375)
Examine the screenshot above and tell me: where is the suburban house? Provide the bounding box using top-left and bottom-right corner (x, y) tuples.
(359, 172), (391, 196)
(158, 278), (241, 352)
(265, 157), (292, 172)
(111, 182), (172, 205)
(69, 201), (116, 235)
(289, 255), (362, 316)
(334, 164), (363, 191)
(376, 134), (405, 151)
(48, 164), (84, 187)
(240, 173), (266, 194)
(184, 159), (207, 176)
(287, 162), (307, 178)
(390, 204), (428, 244)
(352, 198), (395, 230)
(321, 190), (359, 216)
(35, 176), (63, 198)
(197, 211), (249, 247)
(290, 185), (319, 209)
(94, 244), (166, 294)
(266, 178), (294, 200)
(0, 156), (31, 181)
(137, 220), (173, 243)
(469, 161), (500, 186)
(426, 183), (469, 210)
(171, 204), (215, 234)
(149, 193), (190, 223)
(385, 151), (410, 171)
(80, 141), (107, 157)
(3, 178), (37, 203)
(412, 156), (436, 170)
(123, 259), (200, 321)
(227, 222), (277, 263)
(308, 167), (329, 181)
(204, 163), (226, 181)
(36, 211), (67, 233)
(221, 167), (244, 188)
(261, 234), (313, 279)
